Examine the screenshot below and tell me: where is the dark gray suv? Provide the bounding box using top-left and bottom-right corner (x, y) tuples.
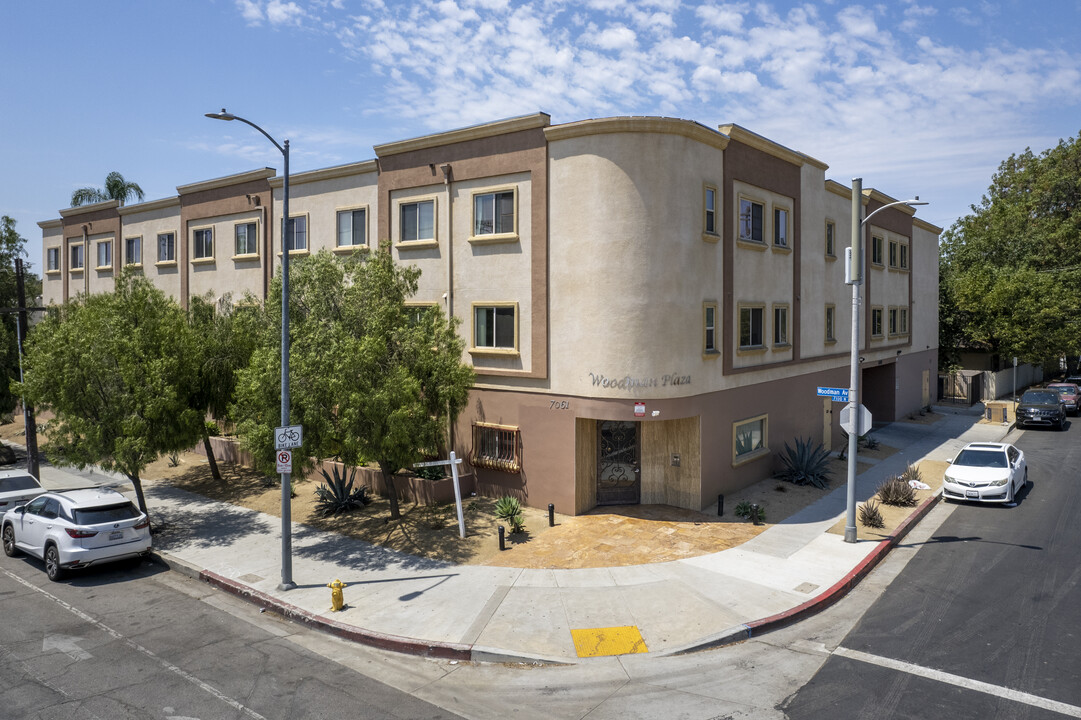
(1016, 389), (1067, 430)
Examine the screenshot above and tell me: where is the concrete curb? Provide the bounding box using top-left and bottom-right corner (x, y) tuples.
(664, 490), (942, 657)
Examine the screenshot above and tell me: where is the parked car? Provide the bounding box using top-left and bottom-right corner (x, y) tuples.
(1047, 383), (1081, 416)
(2, 488), (151, 581)
(0, 470), (45, 516)
(942, 442), (1028, 504)
(1015, 389), (1067, 430)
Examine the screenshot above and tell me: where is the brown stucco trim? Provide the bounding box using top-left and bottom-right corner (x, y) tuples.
(376, 113), (550, 157)
(61, 204), (120, 303)
(376, 125), (550, 381)
(719, 123), (827, 170)
(861, 193), (915, 349)
(721, 137), (803, 375)
(269, 160), (378, 188)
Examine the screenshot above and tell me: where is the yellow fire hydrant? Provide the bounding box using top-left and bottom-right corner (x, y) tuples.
(327, 578), (347, 612)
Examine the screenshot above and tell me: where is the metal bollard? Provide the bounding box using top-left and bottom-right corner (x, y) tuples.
(498, 525), (506, 551)
(548, 503), (555, 527)
(751, 503), (761, 526)
(717, 493), (724, 516)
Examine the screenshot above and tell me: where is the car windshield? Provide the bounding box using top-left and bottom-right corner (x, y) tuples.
(1021, 391), (1058, 404)
(72, 503), (141, 525)
(1053, 386), (1076, 395)
(954, 449), (1008, 468)
(0, 476), (39, 493)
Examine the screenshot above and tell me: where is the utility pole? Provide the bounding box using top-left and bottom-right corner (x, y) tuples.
(15, 258), (40, 479)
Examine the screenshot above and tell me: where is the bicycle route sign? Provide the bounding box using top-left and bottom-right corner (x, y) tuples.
(275, 425), (303, 450)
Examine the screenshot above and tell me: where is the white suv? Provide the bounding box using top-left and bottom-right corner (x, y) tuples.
(2, 488), (151, 581)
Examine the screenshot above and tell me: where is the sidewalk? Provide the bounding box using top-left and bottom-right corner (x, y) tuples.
(25, 406), (1014, 664)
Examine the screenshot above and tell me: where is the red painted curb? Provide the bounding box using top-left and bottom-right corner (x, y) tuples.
(744, 491), (940, 637)
(200, 570), (473, 662)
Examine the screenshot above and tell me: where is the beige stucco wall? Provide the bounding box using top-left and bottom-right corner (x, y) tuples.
(800, 178), (851, 357)
(41, 223), (63, 305)
(270, 166), (378, 258)
(911, 222), (939, 353)
(186, 210), (265, 301)
(119, 201), (182, 302)
(547, 129), (725, 398)
(87, 231), (116, 296)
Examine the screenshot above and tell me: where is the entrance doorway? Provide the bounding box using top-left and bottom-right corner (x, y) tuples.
(597, 420), (640, 505)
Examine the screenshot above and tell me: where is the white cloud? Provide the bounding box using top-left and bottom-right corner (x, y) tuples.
(265, 0), (305, 25)
(590, 24), (638, 51)
(235, 0), (264, 25)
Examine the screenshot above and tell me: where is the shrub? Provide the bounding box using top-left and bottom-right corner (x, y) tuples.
(167, 451), (181, 467)
(314, 466), (372, 517)
(861, 434), (880, 450)
(414, 465), (445, 481)
(876, 475), (917, 507)
(859, 499), (884, 528)
(734, 500), (766, 523)
(777, 437), (833, 489)
(495, 496), (526, 533)
(900, 462), (923, 484)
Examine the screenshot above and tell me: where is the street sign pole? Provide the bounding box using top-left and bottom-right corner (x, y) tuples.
(846, 178), (863, 544)
(414, 453), (466, 539)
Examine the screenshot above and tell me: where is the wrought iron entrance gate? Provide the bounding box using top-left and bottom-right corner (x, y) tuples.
(597, 420), (640, 505)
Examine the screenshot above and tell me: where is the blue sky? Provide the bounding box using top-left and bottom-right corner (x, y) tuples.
(3, 0), (1080, 275)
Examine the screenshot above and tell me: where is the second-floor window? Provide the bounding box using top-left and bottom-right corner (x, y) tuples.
(71, 244), (84, 270)
(825, 305), (836, 342)
(286, 216), (307, 251)
(871, 236), (884, 266)
(47, 247), (60, 271)
(871, 307), (884, 337)
(773, 306), (789, 346)
(96, 241), (112, 268)
(825, 221), (835, 256)
(235, 222), (258, 256)
(473, 191), (515, 236)
(193, 228), (213, 260)
(739, 306), (764, 348)
(337, 208), (366, 247)
(704, 186), (717, 235)
(125, 237), (141, 265)
(739, 199), (764, 243)
(474, 305), (516, 350)
(704, 304), (717, 353)
(773, 208), (788, 247)
(401, 200), (435, 242)
(158, 232), (175, 262)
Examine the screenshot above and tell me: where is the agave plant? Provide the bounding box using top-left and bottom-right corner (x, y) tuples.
(776, 437), (833, 489)
(314, 466), (371, 517)
(876, 475), (917, 507)
(859, 499), (884, 528)
(494, 496), (526, 533)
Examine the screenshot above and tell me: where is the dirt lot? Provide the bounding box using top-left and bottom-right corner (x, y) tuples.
(0, 416), (940, 569)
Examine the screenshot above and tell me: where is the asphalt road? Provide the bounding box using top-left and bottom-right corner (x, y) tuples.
(0, 555), (465, 720)
(782, 422), (1081, 719)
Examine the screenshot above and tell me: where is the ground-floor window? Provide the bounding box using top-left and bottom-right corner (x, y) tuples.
(470, 422), (521, 473)
(733, 414), (767, 462)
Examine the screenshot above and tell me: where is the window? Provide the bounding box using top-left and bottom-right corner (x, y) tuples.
(124, 237), (141, 265)
(900, 243), (909, 270)
(96, 240), (112, 269)
(473, 191), (515, 237)
(825, 304), (836, 343)
(773, 305), (789, 346)
(285, 215), (307, 251)
(470, 422), (522, 473)
(734, 415), (767, 460)
(70, 244), (84, 270)
(871, 307), (884, 338)
(899, 307), (909, 335)
(704, 186), (717, 235)
(888, 307), (898, 336)
(336, 208), (367, 248)
(47, 247), (60, 272)
(158, 232), (175, 262)
(474, 304), (516, 350)
(773, 208), (788, 248)
(235, 222), (258, 256)
(739, 306), (764, 349)
(871, 236), (884, 266)
(888, 240), (899, 268)
(405, 303), (436, 325)
(400, 199), (435, 243)
(704, 303), (717, 354)
(825, 221), (836, 256)
(193, 228), (213, 260)
(739, 198), (764, 243)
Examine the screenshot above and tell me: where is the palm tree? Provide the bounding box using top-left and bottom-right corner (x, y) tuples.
(70, 171), (145, 207)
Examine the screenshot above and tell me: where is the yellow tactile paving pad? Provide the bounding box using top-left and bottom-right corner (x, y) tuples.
(570, 626), (648, 657)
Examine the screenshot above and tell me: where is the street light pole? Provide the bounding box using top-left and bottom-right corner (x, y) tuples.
(205, 109), (296, 590)
(844, 181), (928, 543)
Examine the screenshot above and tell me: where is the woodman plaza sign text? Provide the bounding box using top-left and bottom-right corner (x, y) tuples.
(589, 372), (691, 391)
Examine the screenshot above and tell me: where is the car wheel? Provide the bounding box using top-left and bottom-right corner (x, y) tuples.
(1025, 469), (1030, 488)
(2, 525), (18, 557)
(44, 545), (65, 582)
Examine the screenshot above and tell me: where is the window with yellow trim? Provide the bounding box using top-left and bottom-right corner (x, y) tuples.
(734, 415), (767, 459)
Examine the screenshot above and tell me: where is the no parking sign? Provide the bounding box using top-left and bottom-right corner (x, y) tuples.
(276, 449), (292, 474)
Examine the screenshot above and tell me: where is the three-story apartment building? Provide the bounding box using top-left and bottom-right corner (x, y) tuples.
(40, 113), (940, 515)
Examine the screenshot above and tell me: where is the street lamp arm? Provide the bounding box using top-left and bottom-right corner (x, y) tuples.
(861, 197), (928, 227)
(204, 109), (285, 156)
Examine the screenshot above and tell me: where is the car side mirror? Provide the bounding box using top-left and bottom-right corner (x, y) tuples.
(947, 457), (953, 464)
(14, 506), (25, 515)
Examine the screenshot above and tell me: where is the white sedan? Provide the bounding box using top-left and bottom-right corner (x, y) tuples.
(0, 470), (45, 516)
(2, 487), (151, 581)
(942, 442), (1028, 504)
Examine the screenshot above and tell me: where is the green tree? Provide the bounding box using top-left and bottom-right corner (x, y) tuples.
(70, 171), (145, 207)
(233, 249), (474, 519)
(17, 271), (202, 514)
(940, 131), (1081, 366)
(187, 293), (263, 481)
(0, 216), (41, 413)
